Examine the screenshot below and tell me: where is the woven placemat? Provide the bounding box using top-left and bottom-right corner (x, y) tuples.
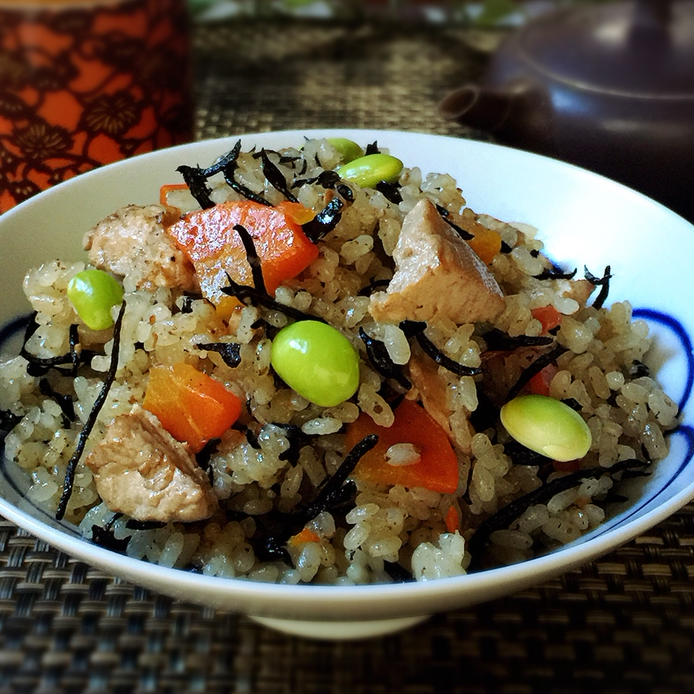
(0, 19), (692, 694)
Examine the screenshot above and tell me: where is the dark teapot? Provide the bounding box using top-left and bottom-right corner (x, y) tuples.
(440, 0), (693, 221)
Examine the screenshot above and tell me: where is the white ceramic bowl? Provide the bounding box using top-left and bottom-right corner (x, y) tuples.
(1, 130), (693, 640)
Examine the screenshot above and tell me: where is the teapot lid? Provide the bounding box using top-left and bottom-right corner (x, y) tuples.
(517, 0), (693, 96)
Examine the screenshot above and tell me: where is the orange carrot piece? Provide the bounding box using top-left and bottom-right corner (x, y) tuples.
(345, 399), (459, 494)
(526, 363), (558, 397)
(275, 200), (316, 225)
(165, 200), (319, 312)
(467, 226), (502, 264)
(531, 305), (562, 334)
(143, 362), (242, 453)
(289, 528), (321, 546)
(159, 183), (189, 207)
(444, 505), (460, 533)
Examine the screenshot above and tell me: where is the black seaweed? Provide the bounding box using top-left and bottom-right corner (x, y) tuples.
(20, 315), (93, 377)
(375, 180), (402, 204)
(336, 183), (354, 202)
(259, 149), (298, 202)
(506, 344), (568, 401)
(400, 321), (482, 377)
(125, 519), (167, 530)
(272, 423), (312, 465)
(466, 458), (650, 569)
(250, 435), (378, 562)
(562, 398), (583, 412)
(435, 204), (474, 241)
(220, 140), (272, 206)
(500, 241), (513, 253)
(221, 273), (326, 324)
(279, 154), (301, 165)
(179, 294), (200, 314)
(365, 141), (380, 155)
(38, 378), (75, 426)
(56, 302), (126, 521)
(245, 428), (261, 449)
(358, 327), (411, 391)
(196, 341), (242, 368)
(233, 223), (267, 295)
(292, 170), (341, 190)
(629, 360), (650, 378)
(584, 265), (612, 310)
(304, 435), (378, 519)
(468, 391), (500, 433)
(302, 197), (344, 243)
(250, 317), (281, 341)
(503, 440), (551, 467)
(175, 165), (215, 209)
(533, 265), (577, 281)
(91, 524), (130, 552)
(383, 561), (414, 583)
(481, 328), (554, 351)
(196, 437), (221, 474)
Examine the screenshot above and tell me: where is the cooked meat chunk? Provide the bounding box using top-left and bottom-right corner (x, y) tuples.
(85, 405), (218, 522)
(369, 199), (504, 325)
(83, 204), (198, 291)
(407, 352), (473, 454)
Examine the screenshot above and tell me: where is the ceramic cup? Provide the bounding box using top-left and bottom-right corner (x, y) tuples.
(0, 0), (193, 212)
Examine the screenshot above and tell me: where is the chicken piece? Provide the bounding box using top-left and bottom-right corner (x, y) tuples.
(369, 199), (504, 325)
(85, 404), (218, 522)
(83, 204), (198, 291)
(406, 353), (473, 454)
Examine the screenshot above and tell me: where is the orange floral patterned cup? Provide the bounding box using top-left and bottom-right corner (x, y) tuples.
(0, 0), (193, 212)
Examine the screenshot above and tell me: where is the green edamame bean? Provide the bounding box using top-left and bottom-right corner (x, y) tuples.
(336, 153), (403, 189)
(67, 269), (124, 331)
(270, 320), (360, 407)
(326, 137), (364, 164)
(500, 394), (592, 462)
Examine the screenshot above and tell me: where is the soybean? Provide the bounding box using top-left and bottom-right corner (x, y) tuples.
(336, 153), (403, 189)
(500, 394), (592, 462)
(67, 269), (124, 331)
(326, 137), (363, 164)
(270, 320), (360, 407)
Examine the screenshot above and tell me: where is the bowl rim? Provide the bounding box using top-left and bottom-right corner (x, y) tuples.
(1, 128), (693, 615)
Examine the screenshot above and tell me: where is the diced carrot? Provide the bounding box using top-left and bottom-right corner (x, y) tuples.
(143, 362), (242, 453)
(165, 201), (319, 316)
(275, 200), (316, 225)
(345, 399), (459, 494)
(159, 183), (189, 207)
(531, 305), (562, 334)
(288, 528), (321, 546)
(444, 505), (460, 533)
(525, 363), (558, 397)
(467, 225), (502, 264)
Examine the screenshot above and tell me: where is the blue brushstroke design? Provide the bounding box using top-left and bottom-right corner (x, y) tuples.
(585, 425), (694, 540)
(632, 307), (693, 412)
(0, 312), (31, 349)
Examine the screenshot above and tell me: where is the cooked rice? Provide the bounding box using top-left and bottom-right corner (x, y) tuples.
(0, 138), (679, 583)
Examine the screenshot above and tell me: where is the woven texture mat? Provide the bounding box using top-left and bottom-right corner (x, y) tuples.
(1, 20), (692, 694)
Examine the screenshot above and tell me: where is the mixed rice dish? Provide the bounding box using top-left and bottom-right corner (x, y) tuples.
(0, 138), (679, 584)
